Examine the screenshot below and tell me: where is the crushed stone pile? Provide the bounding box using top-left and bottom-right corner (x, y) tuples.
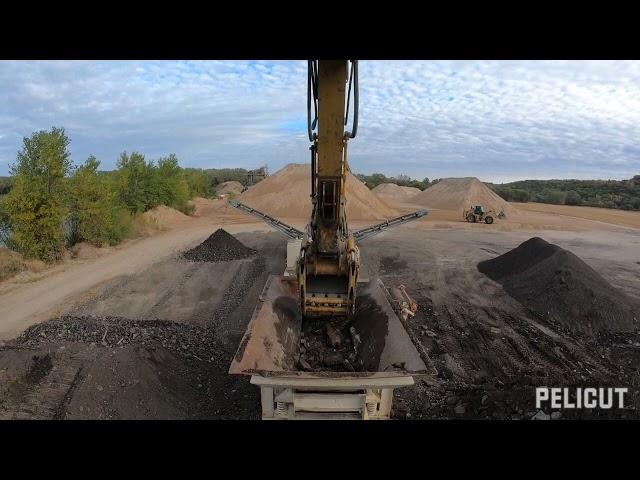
(183, 228), (256, 262)
(216, 181), (244, 195)
(15, 316), (224, 363)
(238, 163), (397, 220)
(299, 317), (365, 373)
(411, 177), (516, 215)
(372, 183), (422, 203)
(478, 237), (640, 335)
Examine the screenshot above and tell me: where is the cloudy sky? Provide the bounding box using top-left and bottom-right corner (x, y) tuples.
(0, 60), (638, 183)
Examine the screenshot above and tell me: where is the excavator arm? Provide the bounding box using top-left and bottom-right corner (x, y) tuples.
(298, 60), (360, 317)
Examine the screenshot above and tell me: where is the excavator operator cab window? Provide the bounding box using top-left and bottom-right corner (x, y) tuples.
(474, 205), (483, 215)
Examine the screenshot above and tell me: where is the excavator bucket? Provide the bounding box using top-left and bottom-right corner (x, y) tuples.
(229, 275), (432, 378)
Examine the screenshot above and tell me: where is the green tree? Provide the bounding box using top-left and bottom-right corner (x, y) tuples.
(69, 155), (120, 246)
(115, 151), (155, 213)
(155, 154), (191, 213)
(0, 177), (11, 195)
(4, 127), (72, 261)
(184, 168), (212, 198)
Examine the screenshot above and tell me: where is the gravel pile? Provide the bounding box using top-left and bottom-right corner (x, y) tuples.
(182, 229), (256, 263)
(15, 316), (225, 364)
(478, 237), (640, 335)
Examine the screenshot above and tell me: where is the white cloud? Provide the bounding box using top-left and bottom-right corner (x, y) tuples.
(0, 60), (638, 182)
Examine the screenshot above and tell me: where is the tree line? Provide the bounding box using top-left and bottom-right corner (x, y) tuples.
(0, 127), (213, 262)
(489, 177), (640, 210)
(355, 172), (439, 190)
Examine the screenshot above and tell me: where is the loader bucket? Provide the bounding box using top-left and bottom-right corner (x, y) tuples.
(229, 275), (432, 378)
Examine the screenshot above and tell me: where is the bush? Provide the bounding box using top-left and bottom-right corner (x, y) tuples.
(535, 189), (566, 205)
(0, 247), (23, 281)
(564, 190), (582, 206)
(184, 168), (212, 198)
(108, 207), (136, 244)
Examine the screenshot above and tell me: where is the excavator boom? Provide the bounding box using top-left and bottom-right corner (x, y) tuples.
(298, 60), (360, 317)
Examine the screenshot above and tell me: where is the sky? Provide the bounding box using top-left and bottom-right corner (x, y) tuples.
(0, 60), (639, 183)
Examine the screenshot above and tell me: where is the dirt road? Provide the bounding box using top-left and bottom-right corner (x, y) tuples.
(514, 202), (640, 230)
(0, 219), (268, 340)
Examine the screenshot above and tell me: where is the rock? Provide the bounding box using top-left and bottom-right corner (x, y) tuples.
(454, 404), (466, 415)
(481, 394), (489, 405)
(299, 358), (312, 371)
(531, 410), (550, 420)
(349, 326), (361, 352)
(551, 411), (562, 420)
(325, 324), (342, 349)
(445, 395), (459, 405)
(323, 353), (344, 368)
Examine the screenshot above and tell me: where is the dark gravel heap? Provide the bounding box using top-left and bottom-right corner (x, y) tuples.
(182, 229), (256, 263)
(14, 316), (225, 364)
(478, 237), (640, 336)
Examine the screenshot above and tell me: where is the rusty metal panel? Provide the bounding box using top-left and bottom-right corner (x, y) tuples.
(228, 276), (302, 374)
(230, 275), (432, 379)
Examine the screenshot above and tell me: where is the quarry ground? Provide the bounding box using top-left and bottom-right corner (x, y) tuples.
(1, 199), (639, 419)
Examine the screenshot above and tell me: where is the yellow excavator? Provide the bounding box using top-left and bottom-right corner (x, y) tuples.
(230, 60), (426, 319)
(298, 60), (360, 317)
(229, 60), (432, 419)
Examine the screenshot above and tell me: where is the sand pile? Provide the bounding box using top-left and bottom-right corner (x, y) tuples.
(238, 163), (397, 220)
(372, 183), (422, 204)
(478, 237), (640, 335)
(216, 181), (244, 196)
(183, 229), (256, 262)
(190, 197), (223, 217)
(411, 177), (516, 215)
(143, 205), (191, 230)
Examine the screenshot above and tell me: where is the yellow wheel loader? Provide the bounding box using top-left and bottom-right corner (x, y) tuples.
(463, 205), (504, 224)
